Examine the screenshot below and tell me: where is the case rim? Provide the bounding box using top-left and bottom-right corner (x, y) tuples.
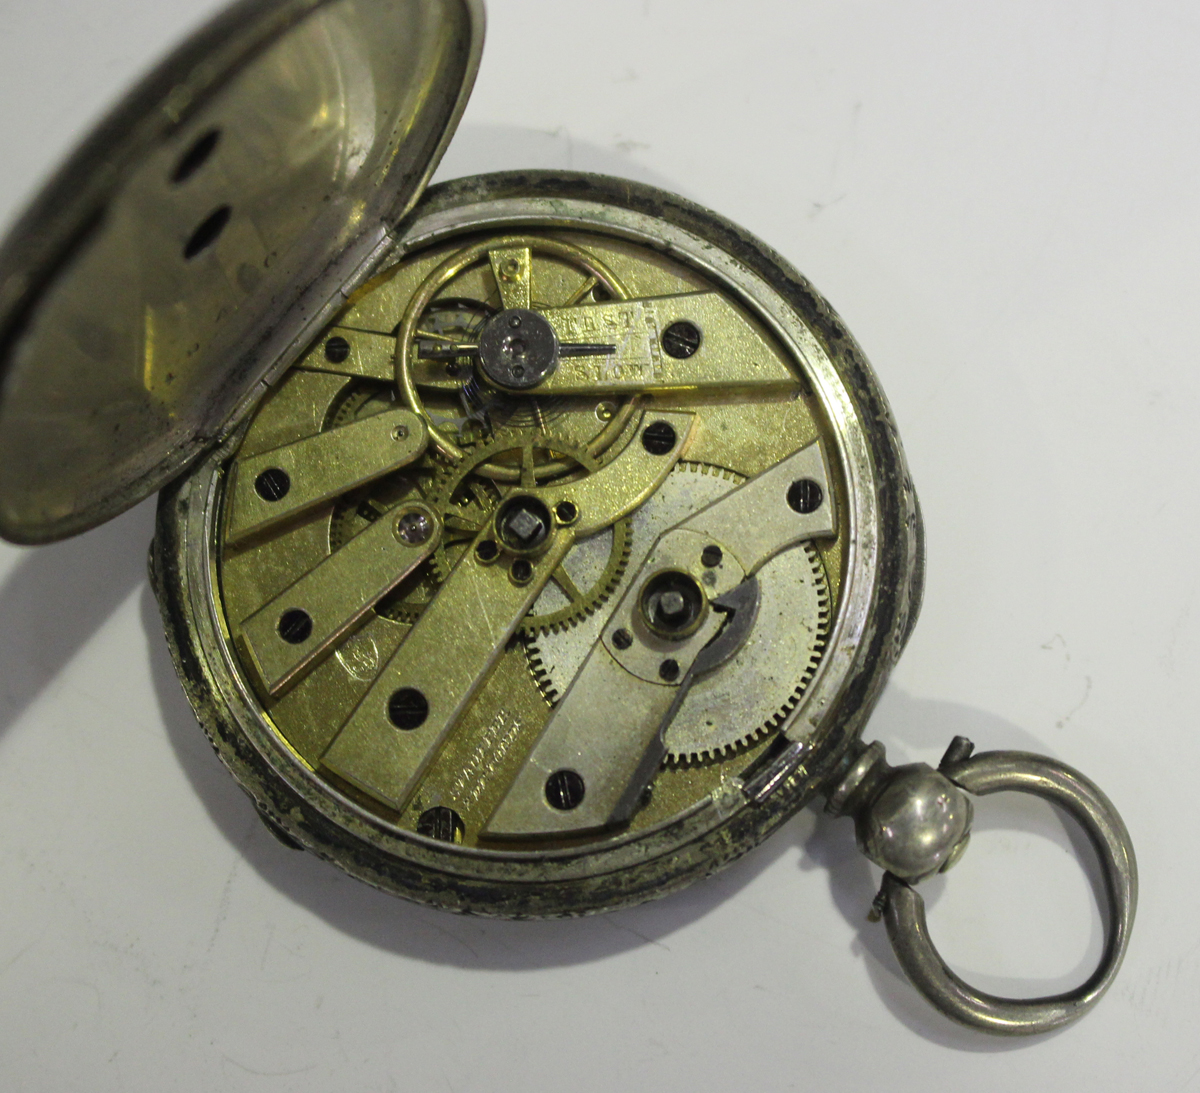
(150, 170), (925, 915)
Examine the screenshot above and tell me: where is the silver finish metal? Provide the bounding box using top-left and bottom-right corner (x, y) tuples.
(0, 0), (485, 544)
(827, 738), (973, 882)
(485, 441), (833, 839)
(483, 578), (759, 840)
(477, 309), (560, 390)
(527, 462), (831, 762)
(153, 180), (904, 909)
(607, 577), (761, 822)
(824, 739), (887, 817)
(857, 766), (973, 882)
(854, 743), (1138, 1035)
(742, 739), (813, 803)
(4, 0), (1121, 1031)
(675, 439), (835, 573)
(394, 195), (883, 777)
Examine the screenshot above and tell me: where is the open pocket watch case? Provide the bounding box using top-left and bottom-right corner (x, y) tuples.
(0, 0), (1135, 1035)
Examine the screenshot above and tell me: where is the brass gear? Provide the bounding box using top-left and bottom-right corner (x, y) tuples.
(395, 233), (637, 475)
(523, 517), (631, 636)
(325, 392), (633, 631)
(525, 461), (832, 763)
(425, 431), (633, 636)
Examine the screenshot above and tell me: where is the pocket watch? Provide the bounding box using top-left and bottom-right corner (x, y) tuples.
(0, 0), (1135, 1034)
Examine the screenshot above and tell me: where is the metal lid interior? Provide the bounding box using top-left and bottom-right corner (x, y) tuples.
(0, 0), (483, 544)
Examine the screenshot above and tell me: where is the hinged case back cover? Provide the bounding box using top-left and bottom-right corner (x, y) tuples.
(0, 0), (483, 545)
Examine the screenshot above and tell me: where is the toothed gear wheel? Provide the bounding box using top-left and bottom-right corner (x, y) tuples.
(525, 461), (831, 762)
(522, 517), (631, 636)
(426, 431), (633, 636)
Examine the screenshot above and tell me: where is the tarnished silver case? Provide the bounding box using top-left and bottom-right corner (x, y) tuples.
(150, 169), (925, 916)
(2, 0), (1138, 1036)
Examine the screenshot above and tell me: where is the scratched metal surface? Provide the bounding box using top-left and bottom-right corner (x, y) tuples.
(0, 1), (1193, 1089)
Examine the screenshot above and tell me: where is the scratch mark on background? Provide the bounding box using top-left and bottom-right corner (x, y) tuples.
(604, 916), (671, 951)
(1057, 675), (1093, 728)
(0, 938), (38, 978)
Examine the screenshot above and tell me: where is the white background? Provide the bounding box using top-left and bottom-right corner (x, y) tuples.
(0, 1), (1195, 1089)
